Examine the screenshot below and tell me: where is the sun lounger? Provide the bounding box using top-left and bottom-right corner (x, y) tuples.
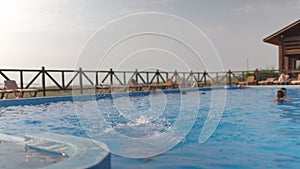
(0, 89), (5, 99)
(95, 78), (179, 94)
(158, 78), (178, 89)
(111, 85), (128, 93)
(0, 88), (13, 99)
(146, 78), (178, 90)
(4, 80), (38, 98)
(291, 74), (300, 85)
(144, 84), (158, 90)
(95, 84), (112, 93)
(127, 79), (145, 92)
(239, 76), (256, 85)
(128, 84), (144, 91)
(96, 83), (134, 93)
(175, 78), (187, 88)
(258, 77), (275, 85)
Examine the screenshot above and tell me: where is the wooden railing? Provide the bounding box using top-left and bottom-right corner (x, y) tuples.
(0, 67), (283, 96)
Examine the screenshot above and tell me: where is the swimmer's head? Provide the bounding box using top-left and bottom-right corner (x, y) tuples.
(277, 90), (284, 98)
(280, 87), (287, 96)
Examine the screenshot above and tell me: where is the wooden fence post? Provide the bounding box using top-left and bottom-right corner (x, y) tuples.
(123, 72), (126, 84)
(203, 71), (207, 86)
(146, 72), (149, 84)
(189, 71), (193, 81)
(255, 69), (259, 83)
(79, 67), (83, 94)
(95, 71), (98, 86)
(156, 69), (160, 84)
(62, 71), (65, 89)
(173, 70), (177, 80)
(228, 69), (232, 86)
(135, 69), (138, 83)
(41, 66), (46, 96)
(110, 68), (113, 85)
(20, 70), (23, 89)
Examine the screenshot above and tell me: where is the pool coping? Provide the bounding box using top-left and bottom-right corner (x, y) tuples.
(0, 87), (217, 107)
(244, 85), (300, 88)
(0, 132), (111, 169)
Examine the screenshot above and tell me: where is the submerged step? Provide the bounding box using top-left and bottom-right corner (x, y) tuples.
(0, 133), (110, 169)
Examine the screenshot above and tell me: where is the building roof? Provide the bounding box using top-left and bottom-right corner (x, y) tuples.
(263, 19), (300, 46)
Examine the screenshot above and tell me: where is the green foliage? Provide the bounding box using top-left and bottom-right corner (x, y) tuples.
(258, 68), (279, 81)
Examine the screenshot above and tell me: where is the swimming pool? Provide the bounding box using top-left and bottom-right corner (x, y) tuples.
(1, 87), (300, 169)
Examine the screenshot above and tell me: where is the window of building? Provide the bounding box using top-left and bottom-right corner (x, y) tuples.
(296, 60), (300, 69)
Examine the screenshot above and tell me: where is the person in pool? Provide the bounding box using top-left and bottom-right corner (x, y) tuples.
(274, 89), (287, 101)
(280, 87), (287, 97)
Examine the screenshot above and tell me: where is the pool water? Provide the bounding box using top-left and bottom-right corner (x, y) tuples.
(0, 142), (67, 169)
(1, 87), (300, 169)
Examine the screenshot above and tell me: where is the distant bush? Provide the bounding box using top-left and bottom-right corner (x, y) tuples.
(257, 69), (279, 81)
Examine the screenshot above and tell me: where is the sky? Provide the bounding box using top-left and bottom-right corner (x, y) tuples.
(0, 0), (300, 72)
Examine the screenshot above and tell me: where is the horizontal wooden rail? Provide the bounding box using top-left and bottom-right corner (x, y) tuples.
(0, 67), (285, 96)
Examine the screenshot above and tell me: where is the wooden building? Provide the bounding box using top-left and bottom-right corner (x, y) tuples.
(264, 20), (300, 74)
